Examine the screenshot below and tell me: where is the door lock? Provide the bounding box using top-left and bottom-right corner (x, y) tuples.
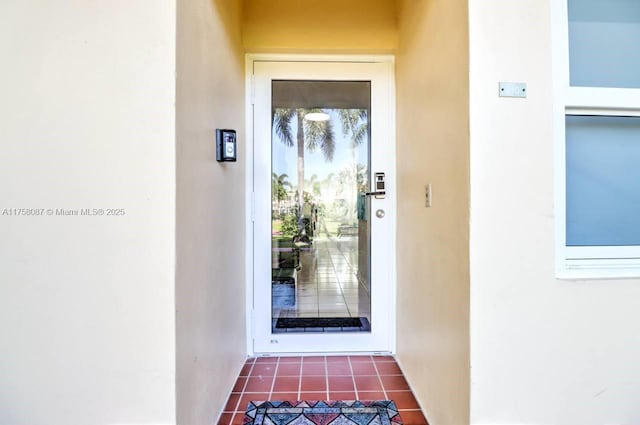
(363, 172), (386, 199)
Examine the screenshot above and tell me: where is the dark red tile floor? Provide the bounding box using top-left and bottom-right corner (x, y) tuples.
(218, 355), (429, 425)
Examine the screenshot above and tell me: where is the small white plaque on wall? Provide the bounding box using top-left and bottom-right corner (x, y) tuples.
(499, 82), (527, 98)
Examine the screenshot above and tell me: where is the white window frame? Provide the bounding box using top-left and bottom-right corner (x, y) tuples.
(552, 1), (640, 279)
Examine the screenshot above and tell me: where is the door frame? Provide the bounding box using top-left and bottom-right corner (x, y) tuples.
(244, 54), (397, 356)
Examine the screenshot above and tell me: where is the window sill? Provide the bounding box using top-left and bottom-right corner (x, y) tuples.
(557, 260), (640, 280)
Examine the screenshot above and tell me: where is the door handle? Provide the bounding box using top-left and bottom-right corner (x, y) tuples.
(362, 191), (386, 197)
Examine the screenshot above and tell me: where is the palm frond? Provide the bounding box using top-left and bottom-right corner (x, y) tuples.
(303, 110), (335, 162)
(273, 108), (295, 147)
(303, 110), (325, 152)
(338, 109), (358, 136)
(338, 109), (351, 135)
(319, 120), (335, 162)
(352, 122), (368, 147)
(338, 109), (368, 147)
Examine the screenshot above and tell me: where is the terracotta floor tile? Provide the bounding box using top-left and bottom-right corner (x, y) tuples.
(279, 356), (302, 363)
(302, 362), (326, 375)
(270, 392), (299, 401)
(238, 393), (269, 412)
(301, 376), (327, 391)
(225, 356), (428, 425)
(353, 375), (383, 392)
(255, 357), (278, 364)
(381, 375), (410, 391)
(349, 355), (373, 362)
(398, 410), (429, 425)
(232, 377), (246, 392)
(376, 361), (403, 375)
(303, 356), (326, 363)
(223, 393), (241, 412)
(239, 363), (253, 376)
(327, 362), (351, 376)
(326, 355), (350, 362)
(329, 391), (357, 400)
(251, 363), (277, 377)
(300, 392), (328, 401)
(245, 376), (273, 392)
(372, 355), (395, 363)
(357, 390), (386, 400)
(328, 376), (355, 392)
(217, 412), (234, 425)
(351, 361), (377, 375)
(230, 412), (246, 425)
(277, 362), (301, 376)
(273, 376), (299, 392)
(387, 391), (420, 409)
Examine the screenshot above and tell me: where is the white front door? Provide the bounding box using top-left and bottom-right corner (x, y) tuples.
(250, 57), (395, 354)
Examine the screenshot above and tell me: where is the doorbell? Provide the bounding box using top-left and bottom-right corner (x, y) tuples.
(216, 129), (237, 162)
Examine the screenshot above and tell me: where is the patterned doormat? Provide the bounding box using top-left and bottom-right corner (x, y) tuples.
(243, 400), (402, 425)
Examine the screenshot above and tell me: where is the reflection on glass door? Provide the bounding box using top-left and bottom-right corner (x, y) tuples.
(270, 81), (372, 334)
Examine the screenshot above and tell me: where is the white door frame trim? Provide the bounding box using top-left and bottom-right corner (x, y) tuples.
(244, 54), (397, 356)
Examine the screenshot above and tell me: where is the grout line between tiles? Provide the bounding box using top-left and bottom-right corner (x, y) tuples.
(324, 356), (329, 400)
(268, 358), (279, 398)
(297, 356), (302, 399)
(372, 358), (388, 399)
(240, 361), (254, 394)
(348, 356), (359, 400)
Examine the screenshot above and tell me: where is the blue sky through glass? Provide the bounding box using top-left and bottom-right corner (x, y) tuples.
(272, 109), (369, 187)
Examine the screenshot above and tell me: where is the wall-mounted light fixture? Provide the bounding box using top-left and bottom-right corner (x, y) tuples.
(216, 129), (237, 162)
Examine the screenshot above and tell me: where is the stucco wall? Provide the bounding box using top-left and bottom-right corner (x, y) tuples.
(243, 0), (397, 53)
(0, 1), (176, 424)
(395, 1), (471, 424)
(176, 0), (247, 423)
(469, 1), (640, 424)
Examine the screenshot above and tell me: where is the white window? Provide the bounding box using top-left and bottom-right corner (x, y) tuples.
(553, 0), (640, 278)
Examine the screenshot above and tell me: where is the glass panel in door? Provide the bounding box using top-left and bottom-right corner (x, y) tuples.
(270, 80), (372, 333)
